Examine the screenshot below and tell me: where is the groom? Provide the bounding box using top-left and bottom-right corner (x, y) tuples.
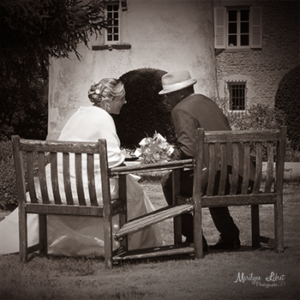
(159, 70), (255, 250)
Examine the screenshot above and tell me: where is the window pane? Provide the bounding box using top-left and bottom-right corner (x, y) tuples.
(107, 28), (112, 34)
(114, 5), (118, 10)
(241, 35), (249, 46)
(114, 19), (119, 26)
(108, 19), (112, 26)
(228, 10), (237, 21)
(228, 35), (237, 46)
(229, 23), (237, 34)
(107, 5), (112, 11)
(114, 35), (119, 41)
(114, 28), (119, 34)
(229, 83), (246, 110)
(108, 35), (112, 41)
(114, 12), (118, 18)
(108, 12), (112, 18)
(241, 10), (249, 21)
(241, 22), (249, 33)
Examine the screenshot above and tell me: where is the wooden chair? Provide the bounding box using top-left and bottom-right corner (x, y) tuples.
(12, 135), (194, 268)
(187, 126), (287, 258)
(12, 136), (118, 268)
(109, 126), (287, 263)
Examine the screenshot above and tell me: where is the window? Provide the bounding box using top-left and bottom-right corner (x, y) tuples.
(228, 82), (246, 111)
(105, 2), (120, 43)
(228, 9), (249, 47)
(214, 6), (262, 49)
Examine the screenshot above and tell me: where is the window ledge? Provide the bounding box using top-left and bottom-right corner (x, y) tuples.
(223, 47), (261, 52)
(92, 44), (131, 51)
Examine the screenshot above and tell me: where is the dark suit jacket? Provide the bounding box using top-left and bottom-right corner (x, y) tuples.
(171, 93), (255, 181)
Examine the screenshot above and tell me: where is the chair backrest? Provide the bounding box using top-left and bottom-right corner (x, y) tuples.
(11, 136), (111, 210)
(193, 127), (287, 203)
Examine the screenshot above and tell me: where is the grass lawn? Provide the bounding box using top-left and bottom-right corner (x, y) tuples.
(0, 181), (299, 300)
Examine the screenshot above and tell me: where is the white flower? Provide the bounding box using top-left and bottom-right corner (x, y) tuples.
(166, 146), (174, 156)
(134, 148), (142, 157)
(139, 137), (152, 147)
(95, 89), (100, 94)
(153, 132), (166, 143)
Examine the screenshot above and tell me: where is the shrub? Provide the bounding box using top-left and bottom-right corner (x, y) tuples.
(231, 103), (286, 131)
(113, 68), (175, 149)
(275, 65), (300, 151)
(0, 141), (18, 210)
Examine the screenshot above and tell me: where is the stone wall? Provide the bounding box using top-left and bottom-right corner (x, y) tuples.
(48, 0), (217, 140)
(215, 1), (299, 108)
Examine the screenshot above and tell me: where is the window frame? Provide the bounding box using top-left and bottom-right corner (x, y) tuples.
(104, 1), (121, 44)
(227, 7), (250, 49)
(227, 81), (247, 112)
(214, 5), (262, 49)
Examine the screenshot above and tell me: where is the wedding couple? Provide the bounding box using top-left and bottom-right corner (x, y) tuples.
(0, 71), (254, 256)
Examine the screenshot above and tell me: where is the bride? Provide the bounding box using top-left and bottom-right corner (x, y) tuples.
(0, 78), (163, 256)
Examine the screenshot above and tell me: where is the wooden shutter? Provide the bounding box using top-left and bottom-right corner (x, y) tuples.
(250, 6), (262, 48)
(214, 7), (226, 49)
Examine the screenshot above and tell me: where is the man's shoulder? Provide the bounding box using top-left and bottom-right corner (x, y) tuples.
(174, 94), (216, 112)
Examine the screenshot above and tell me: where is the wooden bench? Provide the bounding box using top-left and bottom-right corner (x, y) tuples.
(12, 126), (286, 268)
(109, 126), (287, 262)
(12, 136), (118, 268)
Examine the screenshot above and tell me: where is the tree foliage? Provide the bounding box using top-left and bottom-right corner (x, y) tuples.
(113, 68), (175, 149)
(275, 65), (300, 151)
(0, 0), (107, 140)
(0, 0), (106, 80)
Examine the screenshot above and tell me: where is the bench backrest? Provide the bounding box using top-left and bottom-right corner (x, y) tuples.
(11, 136), (111, 211)
(193, 127), (287, 204)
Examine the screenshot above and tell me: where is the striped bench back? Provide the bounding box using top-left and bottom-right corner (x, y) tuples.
(11, 137), (110, 208)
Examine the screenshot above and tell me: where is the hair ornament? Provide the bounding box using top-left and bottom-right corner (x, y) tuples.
(95, 89), (100, 95)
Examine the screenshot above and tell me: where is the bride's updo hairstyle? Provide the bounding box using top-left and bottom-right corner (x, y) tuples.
(88, 78), (125, 111)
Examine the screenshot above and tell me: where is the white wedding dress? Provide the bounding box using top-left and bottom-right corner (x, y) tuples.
(0, 106), (163, 256)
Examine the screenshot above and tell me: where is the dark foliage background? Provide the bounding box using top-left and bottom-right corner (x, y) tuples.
(275, 65), (300, 151)
(0, 0), (106, 141)
(113, 68), (176, 149)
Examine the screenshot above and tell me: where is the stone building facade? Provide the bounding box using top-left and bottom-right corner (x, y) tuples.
(47, 0), (299, 139)
(214, 0), (299, 111)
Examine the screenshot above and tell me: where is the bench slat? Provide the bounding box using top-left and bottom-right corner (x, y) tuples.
(26, 152), (38, 203)
(75, 153), (86, 206)
(253, 143), (263, 193)
(205, 129), (280, 143)
(265, 142), (274, 193)
(218, 143), (227, 195)
(38, 152), (49, 204)
(63, 153), (74, 205)
(87, 154), (98, 206)
(241, 143), (251, 194)
(50, 152), (62, 204)
(207, 143), (215, 196)
(230, 142), (240, 195)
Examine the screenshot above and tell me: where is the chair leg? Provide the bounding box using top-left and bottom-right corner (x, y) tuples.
(251, 205), (260, 248)
(39, 214), (47, 255)
(194, 198), (203, 259)
(19, 210), (28, 263)
(274, 202), (284, 253)
(172, 170), (182, 245)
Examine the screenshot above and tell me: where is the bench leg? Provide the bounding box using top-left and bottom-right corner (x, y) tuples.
(19, 210), (28, 263)
(194, 198), (203, 259)
(39, 214), (47, 255)
(172, 170), (182, 245)
(274, 202), (284, 253)
(251, 205), (260, 248)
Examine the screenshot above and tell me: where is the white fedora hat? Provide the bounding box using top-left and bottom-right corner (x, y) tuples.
(159, 71), (197, 95)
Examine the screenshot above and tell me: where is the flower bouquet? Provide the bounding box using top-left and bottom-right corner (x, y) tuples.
(133, 132), (174, 164)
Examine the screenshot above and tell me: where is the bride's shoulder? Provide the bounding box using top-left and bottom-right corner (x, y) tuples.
(80, 106), (114, 123)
